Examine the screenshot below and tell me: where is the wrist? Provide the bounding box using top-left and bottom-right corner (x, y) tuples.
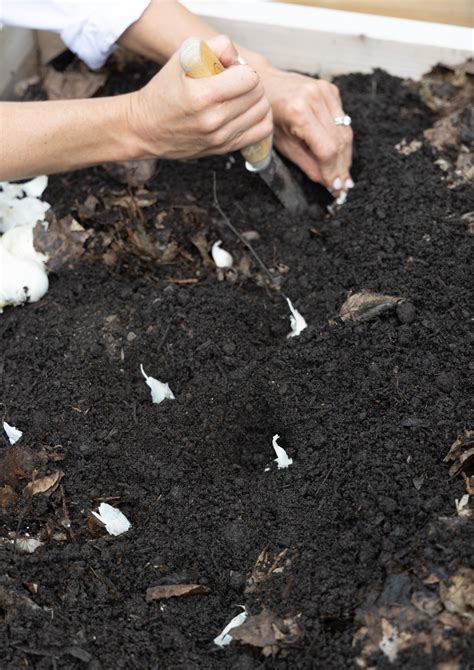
(120, 91), (158, 161)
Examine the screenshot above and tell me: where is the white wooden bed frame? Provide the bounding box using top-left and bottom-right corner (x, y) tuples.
(0, 1), (472, 96)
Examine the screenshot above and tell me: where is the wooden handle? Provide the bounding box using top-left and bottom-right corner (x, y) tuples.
(179, 37), (272, 171)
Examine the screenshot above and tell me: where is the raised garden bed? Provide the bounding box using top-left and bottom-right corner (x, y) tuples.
(1, 55), (473, 669)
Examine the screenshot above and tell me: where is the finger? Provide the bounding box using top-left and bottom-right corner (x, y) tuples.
(319, 84), (354, 188)
(188, 63), (260, 107)
(216, 84), (265, 126)
(274, 132), (323, 184)
(205, 34), (239, 67)
(306, 94), (349, 191)
(230, 108), (274, 153)
(210, 103), (273, 155)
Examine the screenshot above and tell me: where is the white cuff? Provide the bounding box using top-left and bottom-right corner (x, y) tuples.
(61, 1), (151, 70)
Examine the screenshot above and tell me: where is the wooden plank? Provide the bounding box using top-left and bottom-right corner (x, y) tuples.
(187, 2), (473, 79)
(279, 0), (474, 28)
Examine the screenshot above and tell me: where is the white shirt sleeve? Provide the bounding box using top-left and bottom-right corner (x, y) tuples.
(0, 1), (151, 70)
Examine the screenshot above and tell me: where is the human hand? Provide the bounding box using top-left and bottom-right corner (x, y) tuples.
(127, 35), (273, 161)
(259, 67), (353, 197)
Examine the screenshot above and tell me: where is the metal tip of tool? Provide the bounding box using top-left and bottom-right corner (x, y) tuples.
(257, 151), (309, 213)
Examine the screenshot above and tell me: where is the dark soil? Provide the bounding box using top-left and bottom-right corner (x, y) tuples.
(1, 60), (473, 670)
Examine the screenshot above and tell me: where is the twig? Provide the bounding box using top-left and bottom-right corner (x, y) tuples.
(60, 484), (75, 539)
(212, 172), (286, 298)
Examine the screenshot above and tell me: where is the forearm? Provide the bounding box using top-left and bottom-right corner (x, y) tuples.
(119, 0), (271, 71)
(0, 95), (139, 181)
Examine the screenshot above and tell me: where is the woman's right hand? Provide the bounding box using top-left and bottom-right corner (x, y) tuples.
(126, 35), (273, 161)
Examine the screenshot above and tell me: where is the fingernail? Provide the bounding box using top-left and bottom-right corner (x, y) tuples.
(237, 55), (247, 65)
(345, 178), (354, 189)
(332, 177), (342, 190)
(336, 191), (347, 205)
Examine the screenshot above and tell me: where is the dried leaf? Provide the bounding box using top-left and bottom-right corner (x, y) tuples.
(126, 224), (178, 263)
(231, 609), (303, 655)
(0, 485), (18, 509)
(443, 431), (474, 477)
(43, 65), (106, 100)
(15, 536), (44, 554)
(439, 569), (474, 622)
(102, 159), (157, 187)
(354, 571), (474, 668)
(0, 444), (42, 489)
(338, 290), (403, 324)
(105, 194), (158, 210)
(424, 114), (460, 150)
(145, 584), (210, 601)
(191, 232), (213, 268)
(24, 470), (63, 497)
(246, 547), (289, 594)
(33, 214), (91, 271)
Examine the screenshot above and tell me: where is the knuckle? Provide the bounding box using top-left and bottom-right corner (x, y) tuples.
(189, 89), (209, 113)
(287, 97), (306, 120)
(319, 141), (338, 162)
(213, 127), (230, 147)
(200, 110), (222, 134)
(219, 33), (232, 48)
(304, 81), (320, 99)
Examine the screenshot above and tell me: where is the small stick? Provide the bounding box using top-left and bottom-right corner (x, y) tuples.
(60, 484), (75, 539)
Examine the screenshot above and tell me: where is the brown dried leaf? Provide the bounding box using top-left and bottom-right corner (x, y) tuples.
(439, 569), (474, 622)
(14, 74), (41, 98)
(102, 159), (157, 187)
(33, 214), (92, 272)
(23, 470), (63, 497)
(191, 232), (213, 268)
(338, 290), (403, 324)
(246, 547), (289, 594)
(43, 65), (106, 100)
(145, 584), (210, 601)
(0, 485), (18, 509)
(105, 194), (158, 210)
(424, 114), (460, 150)
(443, 430), (474, 477)
(354, 571), (474, 668)
(0, 445), (42, 489)
(231, 609), (303, 655)
(126, 224), (178, 263)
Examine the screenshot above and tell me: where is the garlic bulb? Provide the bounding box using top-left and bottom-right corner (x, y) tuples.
(0, 246), (48, 312)
(0, 177), (50, 233)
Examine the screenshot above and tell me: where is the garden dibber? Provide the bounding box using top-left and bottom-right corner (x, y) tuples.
(180, 38), (309, 214)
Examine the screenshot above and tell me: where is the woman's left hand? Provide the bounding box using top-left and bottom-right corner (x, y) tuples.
(259, 67), (354, 197)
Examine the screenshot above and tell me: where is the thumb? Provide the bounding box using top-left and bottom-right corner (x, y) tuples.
(205, 34), (239, 68)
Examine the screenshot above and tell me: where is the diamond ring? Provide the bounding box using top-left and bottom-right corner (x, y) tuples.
(335, 115), (352, 126)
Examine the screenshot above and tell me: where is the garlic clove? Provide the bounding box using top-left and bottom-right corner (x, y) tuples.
(214, 607), (247, 647)
(286, 297), (307, 338)
(211, 240), (233, 269)
(92, 502), (131, 536)
(3, 421), (23, 445)
(272, 434), (293, 469)
(140, 364), (175, 404)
